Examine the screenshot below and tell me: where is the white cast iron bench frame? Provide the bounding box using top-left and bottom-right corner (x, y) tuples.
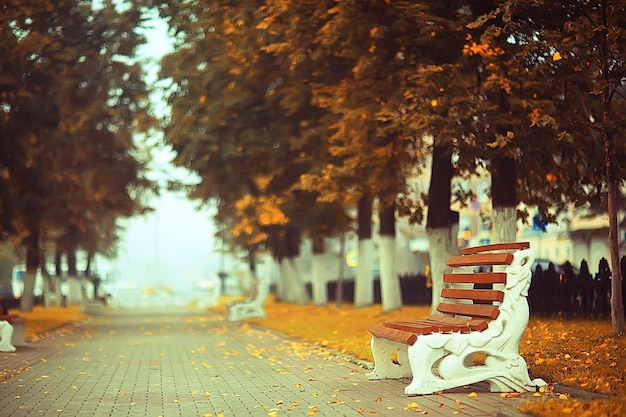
(226, 277), (270, 322)
(369, 242), (546, 395)
(0, 320), (15, 352)
(0, 304), (27, 350)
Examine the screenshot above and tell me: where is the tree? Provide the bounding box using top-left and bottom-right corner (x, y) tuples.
(159, 1), (333, 304)
(476, 0), (626, 333)
(0, 1), (154, 311)
(260, 0), (447, 311)
(543, 0), (626, 335)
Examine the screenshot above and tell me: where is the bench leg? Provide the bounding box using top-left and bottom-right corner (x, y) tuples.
(368, 336), (412, 380)
(0, 321), (16, 352)
(10, 323), (28, 347)
(405, 339), (449, 395)
(484, 354), (546, 392)
(404, 339), (546, 395)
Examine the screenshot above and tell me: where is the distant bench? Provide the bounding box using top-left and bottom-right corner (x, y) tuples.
(369, 242), (546, 395)
(226, 278), (270, 322)
(0, 304), (27, 352)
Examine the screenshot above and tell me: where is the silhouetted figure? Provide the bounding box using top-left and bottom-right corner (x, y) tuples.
(560, 261), (576, 313)
(595, 258), (611, 316)
(578, 260), (594, 315)
(544, 263), (560, 315)
(530, 264), (544, 314)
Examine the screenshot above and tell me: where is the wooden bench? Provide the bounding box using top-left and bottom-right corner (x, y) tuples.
(0, 304), (27, 350)
(80, 286), (105, 315)
(369, 242), (546, 395)
(226, 277), (270, 322)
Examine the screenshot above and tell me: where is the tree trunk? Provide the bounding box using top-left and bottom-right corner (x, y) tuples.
(20, 228), (40, 312)
(379, 201), (402, 312)
(335, 234), (345, 308)
(311, 237), (328, 306)
(85, 250), (93, 276)
(426, 143), (458, 313)
(600, 18), (624, 334)
(427, 225), (458, 314)
(275, 226), (309, 305)
(278, 257), (309, 304)
(66, 248), (81, 306)
(491, 154), (518, 243)
(51, 249), (63, 307)
(354, 196), (374, 307)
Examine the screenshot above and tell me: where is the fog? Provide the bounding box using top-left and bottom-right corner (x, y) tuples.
(99, 15), (223, 305)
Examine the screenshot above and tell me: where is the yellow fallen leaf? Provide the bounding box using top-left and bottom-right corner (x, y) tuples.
(468, 392), (478, 398)
(559, 394), (569, 400)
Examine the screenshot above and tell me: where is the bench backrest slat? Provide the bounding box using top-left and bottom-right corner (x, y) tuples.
(447, 252), (514, 268)
(441, 288), (504, 303)
(443, 272), (507, 284)
(460, 242), (530, 255)
(436, 302), (500, 320)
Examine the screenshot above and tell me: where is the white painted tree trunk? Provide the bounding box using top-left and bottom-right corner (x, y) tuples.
(428, 225), (459, 314)
(66, 276), (82, 306)
(311, 253), (328, 306)
(278, 257), (310, 305)
(43, 277), (61, 308)
(491, 207), (517, 243)
(379, 235), (402, 312)
(274, 258), (287, 301)
(354, 238), (374, 307)
(20, 269), (37, 312)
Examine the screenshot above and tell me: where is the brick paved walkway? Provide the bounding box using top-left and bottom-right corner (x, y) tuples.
(0, 307), (538, 416)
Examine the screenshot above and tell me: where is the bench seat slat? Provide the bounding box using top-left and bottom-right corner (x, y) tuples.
(369, 325), (417, 345)
(436, 302), (500, 320)
(418, 318), (469, 333)
(426, 315), (490, 332)
(444, 272), (507, 284)
(373, 315), (491, 344)
(447, 252), (513, 268)
(441, 288), (504, 303)
(0, 315), (26, 325)
(383, 320), (446, 334)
